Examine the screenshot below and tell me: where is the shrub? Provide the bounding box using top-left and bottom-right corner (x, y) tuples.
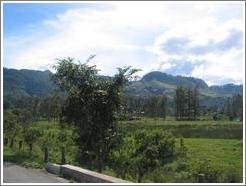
(23, 127), (42, 153)
(222, 168), (241, 183)
(192, 159), (222, 183)
(111, 129), (176, 182)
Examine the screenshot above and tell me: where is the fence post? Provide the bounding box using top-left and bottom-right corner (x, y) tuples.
(44, 147), (49, 163)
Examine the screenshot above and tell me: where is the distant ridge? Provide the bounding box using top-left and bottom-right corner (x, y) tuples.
(3, 68), (55, 97)
(3, 68), (243, 108)
(141, 71), (208, 89)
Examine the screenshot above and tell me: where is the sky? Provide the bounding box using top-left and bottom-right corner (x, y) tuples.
(3, 1), (245, 85)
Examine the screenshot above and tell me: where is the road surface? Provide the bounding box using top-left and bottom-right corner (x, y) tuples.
(3, 162), (70, 183)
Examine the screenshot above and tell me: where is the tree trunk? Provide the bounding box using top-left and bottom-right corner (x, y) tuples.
(138, 174), (143, 183)
(29, 143), (33, 152)
(120, 171), (126, 179)
(97, 153), (103, 173)
(10, 137), (14, 148)
(4, 138), (8, 146)
(19, 140), (23, 150)
(44, 147), (48, 162)
(61, 147), (66, 164)
(137, 168), (144, 183)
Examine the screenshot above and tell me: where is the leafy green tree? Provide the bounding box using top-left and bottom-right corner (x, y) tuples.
(224, 98), (233, 120)
(4, 108), (34, 149)
(12, 108), (33, 127)
(223, 94), (243, 121)
(157, 95), (167, 119)
(38, 93), (64, 122)
(175, 86), (199, 120)
(39, 96), (52, 121)
(39, 129), (57, 162)
(30, 96), (41, 121)
(53, 57), (139, 172)
(3, 110), (19, 148)
(111, 130), (175, 182)
(231, 94), (243, 121)
(192, 86), (199, 120)
(23, 127), (42, 153)
(175, 87), (186, 120)
(140, 95), (167, 118)
(57, 121), (73, 164)
(193, 159), (222, 183)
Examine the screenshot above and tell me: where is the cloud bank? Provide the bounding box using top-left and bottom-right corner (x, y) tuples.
(3, 2), (244, 85)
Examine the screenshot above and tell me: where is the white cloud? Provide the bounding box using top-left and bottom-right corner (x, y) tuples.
(152, 14), (244, 85)
(4, 1), (244, 85)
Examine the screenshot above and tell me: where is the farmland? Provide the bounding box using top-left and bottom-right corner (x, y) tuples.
(4, 118), (243, 183)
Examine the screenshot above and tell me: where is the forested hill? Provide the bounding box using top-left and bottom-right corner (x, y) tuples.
(126, 71), (242, 97)
(3, 68), (243, 108)
(141, 71), (208, 89)
(3, 68), (56, 97)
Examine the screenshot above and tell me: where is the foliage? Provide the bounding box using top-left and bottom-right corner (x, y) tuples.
(38, 93), (64, 121)
(223, 94), (243, 121)
(3, 119), (243, 183)
(23, 127), (42, 152)
(138, 137), (242, 183)
(3, 146), (43, 168)
(144, 95), (167, 118)
(3, 110), (22, 148)
(52, 57), (139, 172)
(192, 159), (222, 182)
(175, 86), (199, 120)
(111, 129), (175, 182)
(4, 111), (18, 137)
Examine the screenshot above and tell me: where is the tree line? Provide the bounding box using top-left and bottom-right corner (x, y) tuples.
(223, 94), (243, 121)
(175, 86), (199, 120)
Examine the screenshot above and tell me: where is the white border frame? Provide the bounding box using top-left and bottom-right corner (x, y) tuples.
(0, 1), (245, 185)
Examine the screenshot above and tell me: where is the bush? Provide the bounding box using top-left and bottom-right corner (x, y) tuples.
(3, 146), (43, 168)
(174, 171), (194, 183)
(192, 159), (222, 183)
(23, 127), (42, 152)
(222, 168), (241, 183)
(111, 129), (176, 182)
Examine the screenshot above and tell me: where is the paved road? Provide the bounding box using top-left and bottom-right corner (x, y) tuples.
(3, 162), (70, 183)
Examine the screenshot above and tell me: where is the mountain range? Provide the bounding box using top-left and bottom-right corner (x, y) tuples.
(3, 68), (243, 108)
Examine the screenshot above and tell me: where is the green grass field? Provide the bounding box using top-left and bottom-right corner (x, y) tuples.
(3, 118), (243, 183)
(121, 116), (242, 125)
(119, 117), (243, 139)
(184, 138), (243, 180)
(139, 137), (243, 183)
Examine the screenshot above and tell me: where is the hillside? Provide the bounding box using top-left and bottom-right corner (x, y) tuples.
(3, 68), (243, 108)
(3, 68), (56, 97)
(141, 71), (208, 89)
(127, 71), (242, 96)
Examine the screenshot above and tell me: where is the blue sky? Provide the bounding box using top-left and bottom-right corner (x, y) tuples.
(3, 2), (244, 85)
(4, 3), (76, 36)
